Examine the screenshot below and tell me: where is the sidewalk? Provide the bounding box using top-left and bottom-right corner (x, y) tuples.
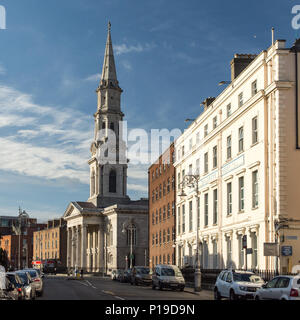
(183, 286), (214, 300)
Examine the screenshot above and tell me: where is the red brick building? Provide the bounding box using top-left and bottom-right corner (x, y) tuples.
(148, 143), (176, 269)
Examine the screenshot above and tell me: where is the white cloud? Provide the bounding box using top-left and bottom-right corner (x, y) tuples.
(0, 64), (6, 75)
(114, 42), (156, 56)
(84, 73), (101, 82)
(0, 85), (92, 185)
(127, 183), (148, 193)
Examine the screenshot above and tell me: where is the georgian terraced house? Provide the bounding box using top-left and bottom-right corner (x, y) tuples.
(175, 38), (300, 273)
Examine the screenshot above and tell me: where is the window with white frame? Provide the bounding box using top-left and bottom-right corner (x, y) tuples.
(204, 152), (208, 173)
(213, 240), (218, 268)
(252, 80), (257, 96)
(227, 135), (232, 160)
(196, 158), (200, 174)
(238, 235), (244, 268)
(252, 170), (258, 208)
(251, 233), (258, 268)
(227, 182), (232, 215)
(238, 126), (244, 152)
(213, 189), (218, 225)
(213, 116), (217, 129)
(252, 116), (258, 144)
(213, 145), (217, 168)
(227, 103), (231, 117)
(196, 132), (200, 145)
(239, 176), (244, 211)
(204, 193), (208, 226)
(189, 201), (193, 232)
(238, 92), (243, 107)
(204, 124), (208, 137)
(189, 138), (193, 151)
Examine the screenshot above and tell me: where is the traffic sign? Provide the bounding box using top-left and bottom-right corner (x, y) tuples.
(281, 246), (293, 256)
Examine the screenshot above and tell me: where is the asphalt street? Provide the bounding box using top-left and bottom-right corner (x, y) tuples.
(37, 275), (213, 300)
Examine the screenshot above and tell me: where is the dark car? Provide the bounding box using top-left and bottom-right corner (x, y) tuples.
(120, 268), (132, 283)
(5, 272), (24, 300)
(130, 266), (152, 286)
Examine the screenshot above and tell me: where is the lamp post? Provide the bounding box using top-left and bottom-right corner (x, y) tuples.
(179, 173), (202, 292)
(122, 222), (134, 269)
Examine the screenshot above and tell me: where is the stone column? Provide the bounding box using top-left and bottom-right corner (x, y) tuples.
(76, 226), (80, 269)
(93, 228), (97, 272)
(71, 227), (74, 268)
(97, 227), (101, 272)
(81, 224), (87, 272)
(87, 229), (90, 272)
(67, 228), (70, 269)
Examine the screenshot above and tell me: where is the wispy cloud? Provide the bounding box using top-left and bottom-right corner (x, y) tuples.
(0, 85), (92, 185)
(0, 64), (6, 75)
(84, 73), (101, 82)
(114, 42), (156, 55)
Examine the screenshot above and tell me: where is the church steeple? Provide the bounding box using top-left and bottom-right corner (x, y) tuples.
(100, 22), (118, 86)
(88, 22), (129, 208)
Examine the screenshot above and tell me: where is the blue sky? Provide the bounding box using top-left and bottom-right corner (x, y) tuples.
(0, 0), (298, 221)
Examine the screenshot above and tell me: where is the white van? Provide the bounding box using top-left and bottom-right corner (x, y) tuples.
(152, 264), (185, 291)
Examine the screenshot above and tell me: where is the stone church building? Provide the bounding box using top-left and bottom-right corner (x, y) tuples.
(63, 23), (148, 274)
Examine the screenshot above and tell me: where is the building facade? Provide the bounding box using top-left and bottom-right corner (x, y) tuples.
(174, 39), (300, 273)
(33, 218), (67, 267)
(148, 143), (176, 269)
(63, 23), (148, 274)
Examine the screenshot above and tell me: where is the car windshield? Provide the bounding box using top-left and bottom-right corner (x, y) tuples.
(161, 267), (182, 277)
(233, 273), (264, 283)
(26, 270), (38, 278)
(16, 273), (28, 284)
(137, 268), (150, 274)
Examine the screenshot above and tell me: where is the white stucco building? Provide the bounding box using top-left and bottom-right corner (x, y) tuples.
(175, 39), (300, 273)
(63, 23), (148, 274)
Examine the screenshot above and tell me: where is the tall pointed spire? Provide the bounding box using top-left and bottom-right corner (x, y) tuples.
(100, 21), (118, 87)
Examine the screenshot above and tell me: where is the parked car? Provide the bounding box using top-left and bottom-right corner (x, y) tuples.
(111, 269), (123, 281)
(130, 266), (152, 286)
(16, 270), (36, 300)
(152, 265), (185, 291)
(22, 268), (43, 296)
(254, 275), (300, 300)
(116, 270), (124, 282)
(120, 268), (132, 283)
(214, 270), (265, 300)
(5, 272), (24, 300)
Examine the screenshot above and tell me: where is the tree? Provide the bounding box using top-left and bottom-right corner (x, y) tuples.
(0, 248), (9, 270)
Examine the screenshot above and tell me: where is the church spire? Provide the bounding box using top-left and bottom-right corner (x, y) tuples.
(100, 21), (119, 87)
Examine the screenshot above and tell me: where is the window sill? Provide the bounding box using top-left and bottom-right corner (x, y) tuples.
(252, 206), (259, 210)
(238, 210), (245, 214)
(226, 214), (232, 217)
(251, 141), (259, 148)
(237, 150), (244, 156)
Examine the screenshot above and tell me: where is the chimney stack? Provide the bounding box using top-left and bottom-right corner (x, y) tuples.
(230, 54), (257, 81)
(202, 97), (215, 111)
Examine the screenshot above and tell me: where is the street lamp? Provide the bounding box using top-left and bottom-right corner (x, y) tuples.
(178, 174), (202, 292)
(122, 222), (135, 269)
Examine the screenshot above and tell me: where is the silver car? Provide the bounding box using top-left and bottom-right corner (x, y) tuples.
(22, 269), (43, 296)
(16, 271), (36, 300)
(152, 265), (185, 291)
(255, 275), (300, 300)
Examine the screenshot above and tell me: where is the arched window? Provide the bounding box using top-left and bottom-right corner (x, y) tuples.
(109, 170), (117, 193)
(102, 121), (106, 130)
(126, 224), (136, 246)
(110, 122), (115, 132)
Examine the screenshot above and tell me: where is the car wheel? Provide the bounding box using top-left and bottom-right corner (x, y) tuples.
(135, 280), (138, 286)
(255, 295), (260, 301)
(179, 287), (184, 292)
(159, 282), (163, 291)
(152, 283), (156, 290)
(229, 290), (236, 301)
(214, 288), (221, 300)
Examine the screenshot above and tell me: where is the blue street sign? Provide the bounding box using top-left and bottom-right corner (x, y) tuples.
(281, 246), (293, 256)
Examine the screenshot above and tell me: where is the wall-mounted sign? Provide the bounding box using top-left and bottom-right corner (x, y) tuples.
(286, 236), (298, 240)
(264, 243), (279, 256)
(281, 246), (293, 256)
